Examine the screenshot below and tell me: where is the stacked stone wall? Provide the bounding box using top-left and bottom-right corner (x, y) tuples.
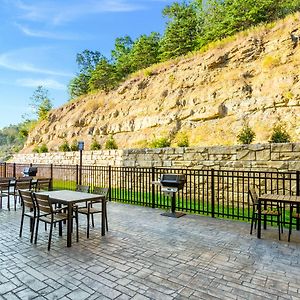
(11, 143), (300, 172)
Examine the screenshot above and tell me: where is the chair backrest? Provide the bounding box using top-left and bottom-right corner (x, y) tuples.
(19, 189), (35, 210)
(15, 178), (32, 190)
(93, 187), (109, 199)
(248, 187), (259, 205)
(0, 178), (10, 191)
(36, 178), (52, 191)
(76, 185), (90, 193)
(33, 193), (52, 215)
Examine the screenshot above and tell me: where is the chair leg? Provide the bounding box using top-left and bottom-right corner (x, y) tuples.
(277, 215), (281, 240)
(250, 212), (255, 234)
(30, 218), (35, 243)
(87, 214), (90, 238)
(105, 211), (108, 231)
(288, 206), (293, 242)
(75, 212), (79, 242)
(19, 210), (25, 238)
(48, 223), (53, 251)
(14, 195), (17, 211)
(34, 219), (39, 244)
(91, 214), (95, 227)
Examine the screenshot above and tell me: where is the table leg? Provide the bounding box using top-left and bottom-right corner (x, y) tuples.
(101, 199), (105, 236)
(257, 199), (261, 239)
(67, 203), (72, 247)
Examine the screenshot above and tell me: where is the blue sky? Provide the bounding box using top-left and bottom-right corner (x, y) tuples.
(0, 0), (174, 129)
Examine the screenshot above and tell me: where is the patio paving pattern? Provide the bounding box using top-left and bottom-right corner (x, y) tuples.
(1, 201), (300, 299)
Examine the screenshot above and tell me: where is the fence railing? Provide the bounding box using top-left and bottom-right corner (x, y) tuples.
(1, 162), (299, 224)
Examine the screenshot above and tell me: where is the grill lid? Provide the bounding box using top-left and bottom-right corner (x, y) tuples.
(23, 167), (38, 176)
(160, 174), (186, 188)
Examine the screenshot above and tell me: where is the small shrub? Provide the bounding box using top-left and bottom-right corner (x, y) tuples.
(32, 145), (40, 153)
(90, 138), (101, 150)
(143, 68), (154, 77)
(237, 124), (255, 144)
(270, 123), (291, 143)
(39, 143), (48, 153)
(59, 140), (71, 152)
(262, 55), (280, 69)
(175, 132), (189, 147)
(104, 135), (118, 150)
(70, 139), (79, 151)
(149, 137), (171, 148)
(168, 74), (175, 85)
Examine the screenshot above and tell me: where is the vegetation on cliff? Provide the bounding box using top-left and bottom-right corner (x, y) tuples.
(69, 0), (300, 98)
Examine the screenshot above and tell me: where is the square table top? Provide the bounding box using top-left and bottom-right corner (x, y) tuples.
(36, 189), (104, 205)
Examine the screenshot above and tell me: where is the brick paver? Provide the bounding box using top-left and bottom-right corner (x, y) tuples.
(1, 201), (300, 299)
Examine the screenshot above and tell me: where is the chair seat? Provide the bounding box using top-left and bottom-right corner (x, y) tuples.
(39, 213), (68, 224)
(256, 209), (281, 216)
(76, 206), (102, 215)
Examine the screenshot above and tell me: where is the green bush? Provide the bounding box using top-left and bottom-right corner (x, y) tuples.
(149, 137), (171, 148)
(270, 123), (291, 143)
(175, 132), (189, 147)
(39, 143), (48, 153)
(59, 140), (71, 152)
(237, 124), (255, 144)
(90, 138), (101, 150)
(32, 145), (40, 153)
(70, 140), (79, 151)
(32, 143), (48, 153)
(104, 135), (118, 149)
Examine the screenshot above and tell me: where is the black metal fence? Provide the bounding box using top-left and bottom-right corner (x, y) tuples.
(1, 162), (299, 224)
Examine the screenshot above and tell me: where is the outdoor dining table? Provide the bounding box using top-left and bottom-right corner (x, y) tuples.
(36, 190), (106, 247)
(257, 193), (300, 239)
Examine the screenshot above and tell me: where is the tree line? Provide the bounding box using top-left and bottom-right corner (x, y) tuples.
(68, 0), (300, 98)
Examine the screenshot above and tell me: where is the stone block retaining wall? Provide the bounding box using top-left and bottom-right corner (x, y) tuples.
(11, 143), (300, 172)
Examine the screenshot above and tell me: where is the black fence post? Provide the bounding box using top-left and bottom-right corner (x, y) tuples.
(109, 166), (112, 202)
(50, 164), (53, 190)
(151, 167), (155, 208)
(4, 162), (6, 177)
(76, 164), (79, 186)
(211, 168), (215, 218)
(13, 163), (16, 178)
(296, 171), (300, 230)
(296, 171), (300, 196)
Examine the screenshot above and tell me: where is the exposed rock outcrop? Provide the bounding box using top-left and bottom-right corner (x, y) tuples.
(23, 14), (300, 153)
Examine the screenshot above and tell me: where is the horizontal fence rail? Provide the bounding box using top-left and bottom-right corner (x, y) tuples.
(1, 162), (299, 225)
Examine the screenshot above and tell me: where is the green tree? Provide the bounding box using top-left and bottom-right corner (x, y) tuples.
(130, 32), (161, 71)
(69, 50), (103, 98)
(59, 140), (71, 152)
(68, 74), (90, 99)
(237, 124), (255, 144)
(89, 57), (118, 92)
(196, 0), (300, 48)
(70, 140), (79, 151)
(159, 1), (198, 60)
(111, 36), (134, 79)
(90, 138), (101, 150)
(104, 135), (118, 149)
(30, 86), (53, 121)
(270, 123), (291, 143)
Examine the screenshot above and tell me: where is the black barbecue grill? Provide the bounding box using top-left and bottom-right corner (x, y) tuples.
(154, 173), (186, 218)
(22, 167), (38, 177)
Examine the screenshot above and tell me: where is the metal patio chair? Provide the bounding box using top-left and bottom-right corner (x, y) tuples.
(249, 187), (283, 240)
(76, 187), (109, 238)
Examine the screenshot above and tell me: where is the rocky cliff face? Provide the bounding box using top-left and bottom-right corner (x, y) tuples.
(23, 14), (300, 153)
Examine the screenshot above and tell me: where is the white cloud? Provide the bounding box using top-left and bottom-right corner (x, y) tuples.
(0, 49), (73, 77)
(16, 78), (66, 90)
(15, 23), (82, 40)
(12, 0), (145, 25)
